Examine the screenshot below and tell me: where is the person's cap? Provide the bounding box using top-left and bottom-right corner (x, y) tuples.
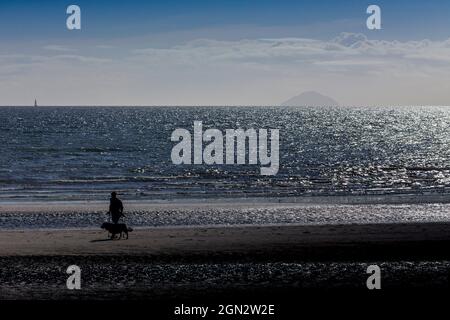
(111, 191), (117, 197)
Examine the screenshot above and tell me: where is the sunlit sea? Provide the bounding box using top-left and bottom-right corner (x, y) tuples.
(2, 106), (450, 202)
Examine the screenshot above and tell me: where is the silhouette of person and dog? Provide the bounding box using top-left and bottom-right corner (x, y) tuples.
(101, 192), (133, 240)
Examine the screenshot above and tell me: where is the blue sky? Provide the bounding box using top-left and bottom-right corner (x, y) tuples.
(2, 0), (450, 41)
(1, 0), (450, 105)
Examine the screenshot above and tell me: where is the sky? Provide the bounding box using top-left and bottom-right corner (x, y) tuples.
(1, 0), (450, 106)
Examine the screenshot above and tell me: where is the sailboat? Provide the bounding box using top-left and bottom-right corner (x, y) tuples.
(34, 99), (38, 107)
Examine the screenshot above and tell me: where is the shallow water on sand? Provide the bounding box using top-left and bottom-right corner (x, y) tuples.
(1, 203), (450, 230)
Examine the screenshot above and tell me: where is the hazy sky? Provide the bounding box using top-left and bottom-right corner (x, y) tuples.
(1, 0), (450, 106)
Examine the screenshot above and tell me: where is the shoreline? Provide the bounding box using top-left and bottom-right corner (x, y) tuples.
(1, 199), (450, 231)
(3, 192), (450, 209)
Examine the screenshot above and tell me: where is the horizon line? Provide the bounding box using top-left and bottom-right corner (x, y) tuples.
(1, 105), (450, 108)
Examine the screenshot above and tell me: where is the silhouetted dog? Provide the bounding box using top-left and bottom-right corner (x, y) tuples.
(101, 222), (133, 239)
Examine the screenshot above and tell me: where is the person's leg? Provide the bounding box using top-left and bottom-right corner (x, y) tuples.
(112, 213), (119, 224)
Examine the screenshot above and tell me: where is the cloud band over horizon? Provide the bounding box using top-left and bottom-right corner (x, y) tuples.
(2, 32), (450, 106)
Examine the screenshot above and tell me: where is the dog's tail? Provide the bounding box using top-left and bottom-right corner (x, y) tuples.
(127, 227), (133, 232)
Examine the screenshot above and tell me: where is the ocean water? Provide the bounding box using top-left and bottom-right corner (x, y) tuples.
(2, 106), (450, 202)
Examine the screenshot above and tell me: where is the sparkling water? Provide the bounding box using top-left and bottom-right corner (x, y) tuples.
(2, 106), (450, 201)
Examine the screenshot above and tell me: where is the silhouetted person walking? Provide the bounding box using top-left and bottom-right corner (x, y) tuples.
(109, 192), (124, 224)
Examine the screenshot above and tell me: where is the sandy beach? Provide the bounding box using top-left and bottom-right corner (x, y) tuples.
(1, 222), (450, 260)
(1, 214), (449, 299)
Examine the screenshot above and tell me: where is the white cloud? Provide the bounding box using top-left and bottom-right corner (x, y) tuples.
(131, 32), (450, 72)
(43, 45), (76, 52)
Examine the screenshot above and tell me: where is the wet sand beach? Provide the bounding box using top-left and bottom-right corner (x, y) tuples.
(1, 199), (450, 229)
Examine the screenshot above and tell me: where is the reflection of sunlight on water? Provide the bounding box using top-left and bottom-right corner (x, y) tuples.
(2, 106), (450, 201)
